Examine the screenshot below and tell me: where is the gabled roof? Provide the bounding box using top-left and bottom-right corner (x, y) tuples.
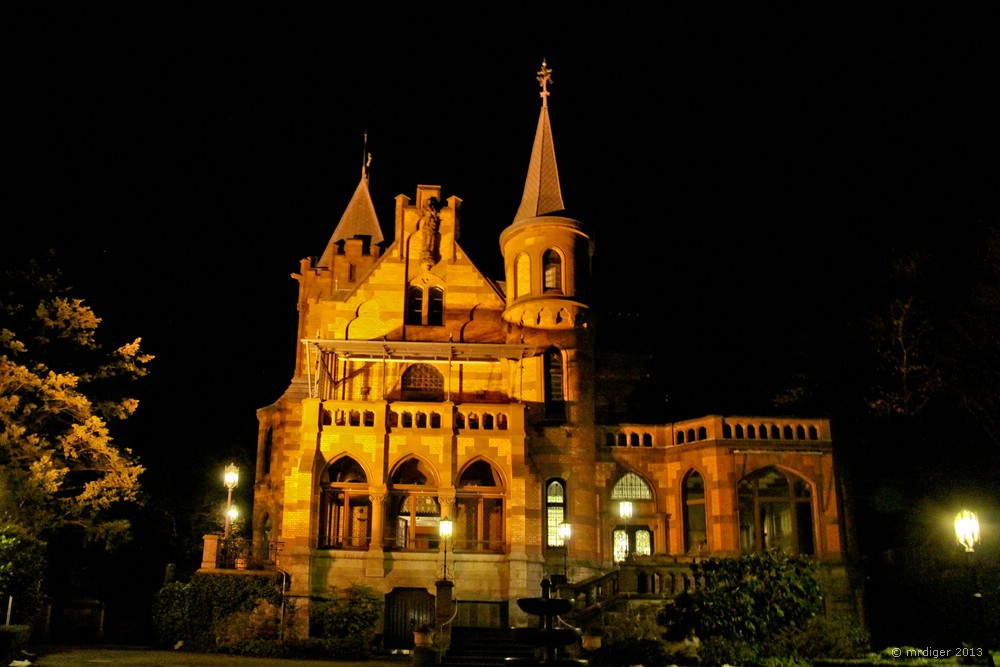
(512, 60), (565, 224)
(316, 171), (384, 268)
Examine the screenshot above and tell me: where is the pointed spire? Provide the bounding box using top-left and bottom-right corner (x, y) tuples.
(513, 59), (565, 223)
(316, 142), (384, 268)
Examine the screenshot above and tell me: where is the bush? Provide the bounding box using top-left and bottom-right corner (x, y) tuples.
(308, 583), (380, 658)
(773, 614), (870, 660)
(659, 551), (822, 645)
(151, 581), (190, 648)
(151, 572), (283, 651)
(699, 635), (762, 667)
(0, 524), (47, 628)
(0, 625), (31, 665)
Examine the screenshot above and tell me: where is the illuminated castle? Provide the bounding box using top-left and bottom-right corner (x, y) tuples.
(242, 61), (857, 648)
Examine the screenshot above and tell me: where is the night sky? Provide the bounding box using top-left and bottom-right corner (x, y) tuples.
(3, 6), (998, 561)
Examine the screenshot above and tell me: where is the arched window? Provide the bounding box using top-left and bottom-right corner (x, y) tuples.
(318, 457), (371, 549)
(514, 253), (530, 299)
(406, 286), (423, 325)
(610, 472), (653, 562)
(428, 286), (444, 326)
(683, 471), (707, 553)
(543, 249), (563, 292)
(386, 457), (439, 550)
(738, 467), (814, 555)
(545, 479), (567, 547)
(456, 460), (504, 552)
(401, 364), (444, 402)
(544, 347), (565, 420)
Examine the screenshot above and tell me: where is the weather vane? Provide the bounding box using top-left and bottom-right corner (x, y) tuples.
(537, 59), (553, 107)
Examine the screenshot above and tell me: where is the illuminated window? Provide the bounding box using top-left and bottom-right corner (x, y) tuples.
(546, 480), (567, 547)
(543, 249), (562, 292)
(456, 460), (504, 552)
(738, 467), (814, 555)
(611, 472), (654, 562)
(386, 457), (439, 551)
(319, 457), (371, 549)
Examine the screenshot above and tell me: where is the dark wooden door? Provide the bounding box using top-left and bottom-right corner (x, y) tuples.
(383, 587), (436, 650)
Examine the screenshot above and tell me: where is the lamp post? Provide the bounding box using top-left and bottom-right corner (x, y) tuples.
(439, 518), (453, 581)
(224, 463), (239, 538)
(559, 522), (572, 578)
(953, 509), (982, 645)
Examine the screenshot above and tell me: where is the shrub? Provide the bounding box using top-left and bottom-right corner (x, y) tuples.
(0, 524), (47, 628)
(150, 581), (190, 648)
(151, 572), (283, 651)
(308, 583), (380, 657)
(772, 614), (870, 660)
(659, 551), (822, 645)
(699, 636), (761, 667)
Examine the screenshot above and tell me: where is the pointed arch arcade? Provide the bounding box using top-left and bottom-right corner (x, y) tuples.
(455, 458), (505, 552)
(318, 456), (371, 549)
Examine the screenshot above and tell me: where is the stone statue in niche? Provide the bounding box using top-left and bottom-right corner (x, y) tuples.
(419, 196), (442, 268)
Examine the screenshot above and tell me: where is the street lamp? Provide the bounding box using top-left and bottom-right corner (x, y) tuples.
(559, 523), (572, 577)
(439, 518), (453, 581)
(224, 463), (239, 538)
(954, 509), (983, 644)
(955, 509), (980, 553)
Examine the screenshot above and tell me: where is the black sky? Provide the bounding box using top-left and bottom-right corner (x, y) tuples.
(3, 6), (998, 498)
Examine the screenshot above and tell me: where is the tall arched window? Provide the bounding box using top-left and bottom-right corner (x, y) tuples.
(456, 460), (504, 552)
(318, 457), (371, 549)
(386, 457), (440, 550)
(544, 347), (565, 420)
(738, 467), (814, 555)
(683, 471), (707, 553)
(610, 472), (653, 562)
(546, 479), (567, 547)
(514, 253), (530, 299)
(406, 286), (423, 325)
(543, 249), (563, 293)
(427, 286), (444, 326)
(401, 364), (444, 402)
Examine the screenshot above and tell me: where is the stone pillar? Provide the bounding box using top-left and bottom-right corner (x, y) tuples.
(200, 534), (219, 570)
(435, 579), (455, 651)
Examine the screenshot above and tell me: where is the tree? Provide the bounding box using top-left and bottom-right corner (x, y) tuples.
(0, 254), (151, 548)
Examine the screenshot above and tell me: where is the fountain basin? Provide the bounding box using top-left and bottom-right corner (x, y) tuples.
(516, 596), (572, 617)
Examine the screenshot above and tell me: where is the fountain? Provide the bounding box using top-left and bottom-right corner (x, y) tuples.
(512, 577), (587, 666)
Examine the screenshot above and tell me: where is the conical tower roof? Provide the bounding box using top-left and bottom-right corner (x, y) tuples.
(316, 160), (384, 268)
(512, 59), (566, 224)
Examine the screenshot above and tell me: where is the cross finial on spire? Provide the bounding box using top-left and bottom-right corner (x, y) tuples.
(536, 59), (553, 107)
(361, 132), (370, 181)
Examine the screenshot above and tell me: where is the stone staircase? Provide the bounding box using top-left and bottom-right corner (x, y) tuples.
(440, 626), (538, 667)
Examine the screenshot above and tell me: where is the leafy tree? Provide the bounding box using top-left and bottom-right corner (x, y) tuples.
(0, 255), (151, 547)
